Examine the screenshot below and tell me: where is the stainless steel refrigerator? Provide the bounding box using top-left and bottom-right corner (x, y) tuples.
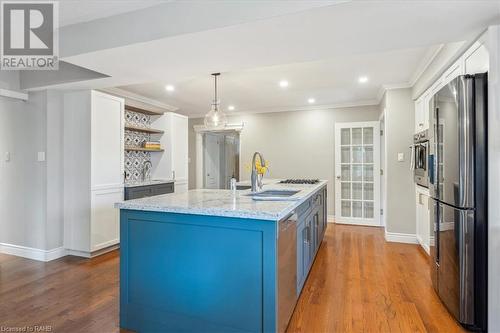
(428, 73), (487, 331)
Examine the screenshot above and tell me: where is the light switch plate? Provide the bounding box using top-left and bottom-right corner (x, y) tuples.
(5, 152), (10, 162)
(397, 152), (405, 162)
(37, 152), (46, 162)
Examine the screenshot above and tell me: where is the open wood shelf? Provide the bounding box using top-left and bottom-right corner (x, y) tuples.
(125, 146), (164, 152)
(125, 125), (164, 134)
(125, 105), (164, 116)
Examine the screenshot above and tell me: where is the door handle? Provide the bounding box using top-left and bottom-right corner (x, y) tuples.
(336, 175), (341, 180)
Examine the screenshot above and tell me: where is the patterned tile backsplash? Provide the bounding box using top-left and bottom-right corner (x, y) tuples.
(125, 110), (152, 182)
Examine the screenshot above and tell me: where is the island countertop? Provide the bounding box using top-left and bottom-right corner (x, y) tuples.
(115, 179), (327, 221)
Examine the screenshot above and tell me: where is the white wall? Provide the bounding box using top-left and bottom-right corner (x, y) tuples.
(487, 25), (500, 333)
(0, 73), (46, 249)
(0, 71), (64, 252)
(381, 88), (416, 235)
(188, 106), (381, 216)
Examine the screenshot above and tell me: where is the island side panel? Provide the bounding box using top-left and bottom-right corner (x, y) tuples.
(120, 209), (277, 333)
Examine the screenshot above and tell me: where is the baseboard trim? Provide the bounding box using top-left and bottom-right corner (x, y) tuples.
(327, 215), (335, 223)
(385, 231), (418, 244)
(0, 243), (66, 262)
(65, 244), (120, 258)
(416, 235), (431, 255)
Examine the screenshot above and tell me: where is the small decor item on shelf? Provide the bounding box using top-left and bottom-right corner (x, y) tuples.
(143, 141), (162, 150)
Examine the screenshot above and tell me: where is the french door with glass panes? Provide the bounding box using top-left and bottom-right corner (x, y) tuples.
(335, 122), (381, 226)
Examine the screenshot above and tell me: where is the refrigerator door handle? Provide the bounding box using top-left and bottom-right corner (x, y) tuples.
(459, 209), (475, 325)
(458, 76), (475, 208)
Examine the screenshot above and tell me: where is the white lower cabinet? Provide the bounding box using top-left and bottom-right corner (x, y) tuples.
(174, 180), (189, 193)
(91, 187), (123, 251)
(415, 186), (430, 254)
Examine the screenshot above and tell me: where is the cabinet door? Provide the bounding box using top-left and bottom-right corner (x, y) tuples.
(416, 189), (431, 255)
(317, 191), (326, 241)
(91, 187), (123, 251)
(171, 113), (188, 182)
(303, 214), (313, 271)
(91, 91), (124, 189)
(415, 98), (424, 132)
(174, 180), (188, 194)
(296, 221), (306, 294)
(464, 43), (489, 75)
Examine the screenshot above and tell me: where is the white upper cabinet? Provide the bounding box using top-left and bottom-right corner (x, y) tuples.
(91, 91), (125, 189)
(414, 91), (431, 133)
(413, 37), (488, 135)
(464, 42), (489, 75)
(171, 113), (189, 182)
(414, 97), (424, 132)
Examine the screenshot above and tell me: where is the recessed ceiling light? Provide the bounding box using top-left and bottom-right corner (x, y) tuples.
(228, 105), (235, 111)
(308, 98), (316, 104)
(279, 80), (289, 88)
(165, 84), (175, 92)
(358, 76), (368, 83)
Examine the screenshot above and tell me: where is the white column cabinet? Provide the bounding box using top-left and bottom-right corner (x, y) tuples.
(151, 112), (189, 193)
(64, 90), (124, 257)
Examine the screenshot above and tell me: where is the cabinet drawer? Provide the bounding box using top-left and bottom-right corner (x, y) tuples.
(151, 183), (174, 196)
(125, 183), (175, 200)
(297, 197), (312, 218)
(125, 187), (152, 200)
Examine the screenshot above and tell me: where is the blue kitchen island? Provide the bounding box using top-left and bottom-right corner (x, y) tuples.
(115, 180), (327, 333)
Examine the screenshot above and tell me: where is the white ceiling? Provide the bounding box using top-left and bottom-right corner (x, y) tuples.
(119, 46), (439, 116)
(55, 1), (500, 116)
(58, 0), (166, 27)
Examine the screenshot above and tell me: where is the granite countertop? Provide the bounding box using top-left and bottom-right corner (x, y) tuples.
(115, 179), (327, 221)
(124, 179), (175, 188)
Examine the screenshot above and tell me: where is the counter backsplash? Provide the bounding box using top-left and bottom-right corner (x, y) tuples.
(124, 110), (152, 182)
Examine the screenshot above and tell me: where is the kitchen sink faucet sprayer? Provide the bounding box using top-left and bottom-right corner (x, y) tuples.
(251, 152), (266, 192)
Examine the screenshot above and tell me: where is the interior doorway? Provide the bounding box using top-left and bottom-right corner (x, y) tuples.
(334, 121), (381, 226)
(202, 132), (240, 189)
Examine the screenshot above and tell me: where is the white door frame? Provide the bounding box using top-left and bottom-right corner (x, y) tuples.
(334, 121), (381, 226)
(194, 123), (244, 189)
(379, 110), (387, 227)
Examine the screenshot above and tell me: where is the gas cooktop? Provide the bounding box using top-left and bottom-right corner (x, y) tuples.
(279, 179), (320, 185)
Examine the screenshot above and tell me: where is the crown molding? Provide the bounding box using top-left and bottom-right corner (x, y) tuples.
(409, 44), (444, 87)
(100, 87), (179, 112)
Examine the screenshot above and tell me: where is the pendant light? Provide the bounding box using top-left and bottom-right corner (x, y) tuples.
(204, 73), (227, 129)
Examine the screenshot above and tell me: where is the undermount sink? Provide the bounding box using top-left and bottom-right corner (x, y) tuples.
(246, 190), (300, 201)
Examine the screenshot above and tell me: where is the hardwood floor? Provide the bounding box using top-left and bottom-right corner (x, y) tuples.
(0, 224), (464, 333)
(0, 250), (120, 332)
(287, 224), (465, 333)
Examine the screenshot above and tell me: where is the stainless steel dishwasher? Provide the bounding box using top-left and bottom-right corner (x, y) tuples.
(277, 212), (298, 333)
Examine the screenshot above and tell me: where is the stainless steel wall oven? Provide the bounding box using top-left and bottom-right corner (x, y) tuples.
(413, 129), (429, 188)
